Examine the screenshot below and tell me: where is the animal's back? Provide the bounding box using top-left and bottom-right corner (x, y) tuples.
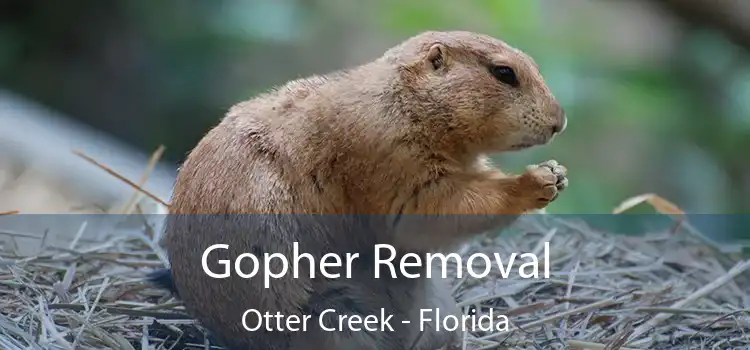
(161, 76), (381, 349)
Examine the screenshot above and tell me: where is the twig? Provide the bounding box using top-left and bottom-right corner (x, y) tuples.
(626, 259), (750, 344)
(567, 339), (642, 350)
(72, 150), (170, 207)
(47, 304), (192, 320)
(480, 299), (621, 341)
(120, 145), (166, 214)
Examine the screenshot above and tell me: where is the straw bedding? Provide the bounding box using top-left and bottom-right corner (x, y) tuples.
(2, 208), (749, 350)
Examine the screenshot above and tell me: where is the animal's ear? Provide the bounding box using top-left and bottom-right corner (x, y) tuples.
(424, 43), (448, 71)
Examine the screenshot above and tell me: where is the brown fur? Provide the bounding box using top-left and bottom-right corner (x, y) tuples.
(160, 30), (568, 350)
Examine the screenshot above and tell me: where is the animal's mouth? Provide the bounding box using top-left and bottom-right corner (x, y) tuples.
(509, 143), (535, 150)
(509, 135), (554, 150)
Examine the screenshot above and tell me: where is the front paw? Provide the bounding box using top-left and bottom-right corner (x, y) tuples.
(518, 159), (567, 209)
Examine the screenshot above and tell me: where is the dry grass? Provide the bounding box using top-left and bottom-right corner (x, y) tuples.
(450, 215), (750, 349)
(1, 211), (749, 350)
(1, 151), (750, 349)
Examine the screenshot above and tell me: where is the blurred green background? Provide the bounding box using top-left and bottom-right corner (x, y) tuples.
(1, 1), (748, 218)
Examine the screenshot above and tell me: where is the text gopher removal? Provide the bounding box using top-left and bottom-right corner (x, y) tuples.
(200, 241), (551, 288)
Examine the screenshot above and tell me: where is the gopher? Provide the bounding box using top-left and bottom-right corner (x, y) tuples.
(150, 30), (568, 350)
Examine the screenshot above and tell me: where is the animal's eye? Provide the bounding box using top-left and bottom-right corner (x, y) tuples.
(490, 65), (519, 87)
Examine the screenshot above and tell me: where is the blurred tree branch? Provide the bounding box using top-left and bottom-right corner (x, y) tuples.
(647, 0), (750, 51)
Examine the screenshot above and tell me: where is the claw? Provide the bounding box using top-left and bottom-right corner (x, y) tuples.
(552, 167), (565, 177)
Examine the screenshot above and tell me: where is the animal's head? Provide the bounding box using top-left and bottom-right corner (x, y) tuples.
(383, 31), (566, 154)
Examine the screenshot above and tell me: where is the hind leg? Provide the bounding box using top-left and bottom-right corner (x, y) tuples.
(290, 280), (407, 350)
(389, 277), (462, 350)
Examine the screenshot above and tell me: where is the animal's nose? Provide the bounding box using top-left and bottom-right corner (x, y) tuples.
(552, 116), (567, 134)
(551, 107), (567, 135)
